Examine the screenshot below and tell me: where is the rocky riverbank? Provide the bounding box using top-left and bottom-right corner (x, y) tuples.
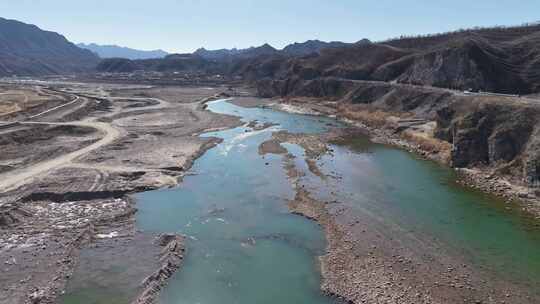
(268, 128), (540, 304)
(259, 80), (540, 218)
(133, 234), (185, 304)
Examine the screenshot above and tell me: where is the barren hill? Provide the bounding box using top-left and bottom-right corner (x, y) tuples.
(0, 17), (99, 77)
(94, 23), (540, 95)
(249, 23), (540, 94)
(282, 39), (357, 56)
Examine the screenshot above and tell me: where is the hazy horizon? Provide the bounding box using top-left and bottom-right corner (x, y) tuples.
(1, 0), (539, 53)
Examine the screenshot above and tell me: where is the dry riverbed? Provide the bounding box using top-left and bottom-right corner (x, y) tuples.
(2, 83), (539, 304)
(0, 82), (242, 304)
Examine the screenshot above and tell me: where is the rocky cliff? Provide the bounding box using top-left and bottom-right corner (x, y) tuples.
(436, 98), (540, 182)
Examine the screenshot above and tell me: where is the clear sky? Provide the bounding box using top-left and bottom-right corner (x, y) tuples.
(1, 0), (539, 53)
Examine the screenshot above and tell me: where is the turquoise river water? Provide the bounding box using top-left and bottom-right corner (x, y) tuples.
(62, 99), (540, 303)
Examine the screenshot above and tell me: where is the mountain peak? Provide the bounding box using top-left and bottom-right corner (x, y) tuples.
(282, 40), (351, 56)
(260, 43), (275, 49)
(0, 18), (99, 77)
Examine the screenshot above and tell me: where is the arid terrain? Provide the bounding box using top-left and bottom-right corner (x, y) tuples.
(0, 81), (242, 304)
(1, 78), (540, 304)
(1, 15), (540, 304)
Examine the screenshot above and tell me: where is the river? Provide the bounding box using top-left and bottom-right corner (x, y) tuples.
(61, 99), (540, 303)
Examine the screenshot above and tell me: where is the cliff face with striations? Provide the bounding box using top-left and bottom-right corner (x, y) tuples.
(436, 98), (540, 182)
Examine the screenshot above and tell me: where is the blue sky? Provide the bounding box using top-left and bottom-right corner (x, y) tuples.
(1, 0), (539, 53)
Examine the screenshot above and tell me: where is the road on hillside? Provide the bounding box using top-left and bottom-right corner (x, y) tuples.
(331, 77), (540, 104)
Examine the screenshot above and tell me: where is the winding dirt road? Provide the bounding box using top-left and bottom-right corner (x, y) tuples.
(0, 91), (175, 194)
(0, 120), (121, 192)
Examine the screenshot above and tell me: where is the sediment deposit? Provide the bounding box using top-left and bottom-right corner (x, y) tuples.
(0, 81), (242, 303)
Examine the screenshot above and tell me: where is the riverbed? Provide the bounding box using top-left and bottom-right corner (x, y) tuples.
(61, 99), (540, 303)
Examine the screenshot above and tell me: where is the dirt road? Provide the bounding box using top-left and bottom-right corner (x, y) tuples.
(0, 89), (180, 193)
(0, 120), (121, 192)
(27, 95), (80, 119)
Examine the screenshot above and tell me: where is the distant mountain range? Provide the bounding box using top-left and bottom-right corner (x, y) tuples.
(96, 53), (221, 74)
(96, 39), (366, 72)
(0, 17), (99, 77)
(77, 43), (168, 60)
(0, 16), (364, 77)
(99, 23), (540, 95)
(253, 25), (540, 94)
(193, 40), (362, 60)
(282, 40), (352, 56)
(194, 43), (278, 61)
(97, 41), (360, 73)
(3, 16), (539, 95)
